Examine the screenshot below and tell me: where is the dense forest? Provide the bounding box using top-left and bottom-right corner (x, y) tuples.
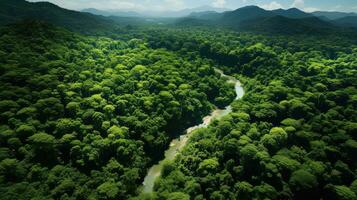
(0, 1), (357, 200)
(141, 28), (357, 200)
(0, 21), (235, 199)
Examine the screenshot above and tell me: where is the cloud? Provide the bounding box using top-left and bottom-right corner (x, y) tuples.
(303, 7), (318, 12)
(292, 0), (304, 8)
(259, 1), (283, 10)
(212, 0), (226, 8)
(290, 0), (318, 12)
(164, 0), (184, 10)
(105, 1), (141, 10)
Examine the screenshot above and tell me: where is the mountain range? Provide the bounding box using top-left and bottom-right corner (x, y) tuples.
(0, 0), (356, 35)
(82, 8), (142, 18)
(179, 6), (357, 34)
(273, 8), (313, 19)
(0, 0), (116, 33)
(82, 6), (230, 18)
(312, 11), (357, 20)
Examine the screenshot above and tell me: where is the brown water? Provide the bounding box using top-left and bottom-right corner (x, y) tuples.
(142, 68), (244, 193)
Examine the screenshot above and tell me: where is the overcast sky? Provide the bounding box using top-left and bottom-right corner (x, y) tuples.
(27, 0), (357, 12)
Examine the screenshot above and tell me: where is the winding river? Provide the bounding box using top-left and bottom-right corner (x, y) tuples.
(142, 68), (244, 193)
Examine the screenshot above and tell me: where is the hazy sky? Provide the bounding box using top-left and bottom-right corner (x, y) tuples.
(28, 0), (357, 12)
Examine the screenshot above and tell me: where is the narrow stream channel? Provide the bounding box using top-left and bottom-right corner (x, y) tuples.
(142, 68), (244, 193)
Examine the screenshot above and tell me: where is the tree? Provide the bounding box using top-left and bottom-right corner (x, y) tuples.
(28, 132), (56, 163)
(351, 180), (357, 194)
(235, 181), (253, 200)
(289, 170), (319, 199)
(97, 182), (119, 199)
(167, 192), (190, 200)
(51, 179), (76, 198)
(344, 139), (357, 162)
(28, 132), (56, 151)
(253, 183), (278, 200)
(273, 155), (300, 179)
(65, 102), (80, 117)
(107, 125), (127, 139)
(324, 185), (357, 200)
(261, 127), (288, 153)
(0, 158), (26, 182)
(197, 158), (219, 176)
(16, 124), (36, 140)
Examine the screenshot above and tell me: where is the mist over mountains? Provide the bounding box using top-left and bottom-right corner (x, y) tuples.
(82, 5), (230, 18)
(176, 5), (357, 34)
(1, 0), (357, 34)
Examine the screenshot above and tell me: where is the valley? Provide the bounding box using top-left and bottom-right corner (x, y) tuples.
(0, 1), (356, 200)
(142, 68), (244, 193)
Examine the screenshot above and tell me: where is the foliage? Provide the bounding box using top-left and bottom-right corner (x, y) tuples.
(148, 24), (357, 200)
(0, 4), (356, 199)
(0, 21), (234, 199)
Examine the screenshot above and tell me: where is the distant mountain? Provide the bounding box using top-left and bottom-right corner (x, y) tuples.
(82, 5), (230, 18)
(180, 5), (229, 15)
(333, 16), (357, 28)
(240, 15), (333, 34)
(220, 6), (275, 26)
(153, 6), (230, 17)
(81, 8), (142, 17)
(0, 0), (115, 33)
(2, 1), (355, 35)
(272, 8), (313, 19)
(188, 11), (222, 20)
(311, 12), (357, 28)
(312, 11), (357, 20)
(176, 5), (341, 34)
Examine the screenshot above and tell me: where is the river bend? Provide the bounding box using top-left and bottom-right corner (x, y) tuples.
(142, 68), (244, 193)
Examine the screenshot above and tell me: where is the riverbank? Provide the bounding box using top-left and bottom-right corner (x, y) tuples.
(141, 68), (244, 193)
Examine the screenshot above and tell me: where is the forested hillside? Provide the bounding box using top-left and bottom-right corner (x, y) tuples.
(0, 0), (117, 33)
(176, 6), (357, 35)
(139, 28), (357, 200)
(0, 21), (235, 199)
(0, 1), (357, 200)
